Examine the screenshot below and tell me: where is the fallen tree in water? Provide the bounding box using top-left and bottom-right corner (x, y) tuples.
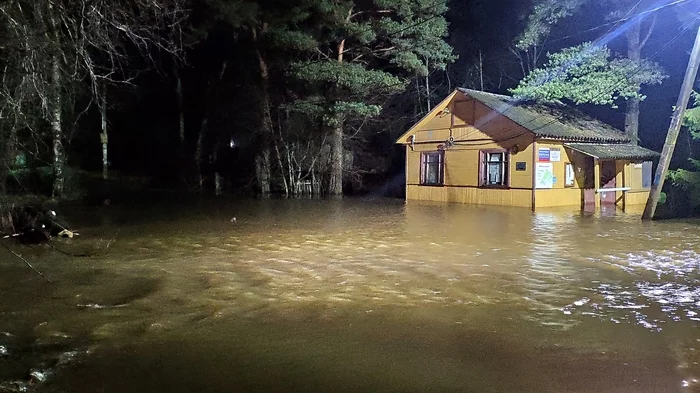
(0, 200), (76, 244)
(0, 198), (80, 283)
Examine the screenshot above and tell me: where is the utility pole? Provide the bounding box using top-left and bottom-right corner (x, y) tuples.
(642, 25), (700, 220)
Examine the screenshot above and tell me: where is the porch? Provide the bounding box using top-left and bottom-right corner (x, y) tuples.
(564, 143), (658, 209)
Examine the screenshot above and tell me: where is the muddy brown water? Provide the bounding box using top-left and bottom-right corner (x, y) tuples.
(0, 198), (699, 392)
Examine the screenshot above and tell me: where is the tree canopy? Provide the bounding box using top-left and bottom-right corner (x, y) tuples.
(511, 42), (665, 107)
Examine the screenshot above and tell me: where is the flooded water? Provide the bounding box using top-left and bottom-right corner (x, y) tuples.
(1, 198), (699, 392)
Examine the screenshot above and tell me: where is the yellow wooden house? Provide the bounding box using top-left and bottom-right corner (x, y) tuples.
(396, 88), (660, 210)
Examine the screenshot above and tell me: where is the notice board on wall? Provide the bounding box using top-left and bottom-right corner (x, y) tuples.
(535, 163), (554, 189)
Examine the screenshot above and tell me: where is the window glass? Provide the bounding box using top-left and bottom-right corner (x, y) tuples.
(421, 152), (444, 186)
(481, 151), (508, 186)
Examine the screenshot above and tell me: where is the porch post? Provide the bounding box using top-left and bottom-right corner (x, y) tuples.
(594, 159), (601, 208)
(405, 146), (409, 202)
(620, 161), (628, 211)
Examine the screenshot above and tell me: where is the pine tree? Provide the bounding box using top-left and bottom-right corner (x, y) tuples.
(289, 0), (455, 195)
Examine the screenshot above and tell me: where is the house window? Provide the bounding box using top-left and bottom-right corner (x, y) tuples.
(420, 151), (444, 186)
(480, 150), (509, 187)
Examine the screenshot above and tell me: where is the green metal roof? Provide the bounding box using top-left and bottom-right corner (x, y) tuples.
(564, 143), (660, 160)
(457, 88), (630, 143)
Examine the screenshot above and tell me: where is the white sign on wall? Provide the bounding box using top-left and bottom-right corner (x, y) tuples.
(550, 148), (561, 162)
(535, 163), (554, 189)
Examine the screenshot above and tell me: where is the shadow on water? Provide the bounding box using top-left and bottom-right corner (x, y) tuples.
(0, 198), (699, 392)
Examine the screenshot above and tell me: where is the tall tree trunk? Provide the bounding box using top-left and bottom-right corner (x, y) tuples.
(328, 38), (347, 196)
(175, 67), (185, 147)
(425, 57), (431, 111)
(0, 108), (17, 196)
(478, 49), (484, 91)
(195, 60), (228, 191)
(625, 14), (656, 146)
(415, 77), (422, 115)
(174, 66), (187, 189)
(195, 117), (205, 189)
(213, 137), (223, 196)
(253, 24), (273, 197)
(50, 52), (64, 198)
(328, 122), (343, 195)
(255, 151), (271, 196)
(0, 138), (8, 196)
(47, 4), (64, 198)
(625, 21), (642, 145)
(273, 140), (289, 197)
(101, 82), (108, 180)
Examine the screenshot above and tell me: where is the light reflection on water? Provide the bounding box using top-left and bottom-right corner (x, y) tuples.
(0, 198), (699, 392)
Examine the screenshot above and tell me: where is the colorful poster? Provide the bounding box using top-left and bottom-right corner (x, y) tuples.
(538, 148), (550, 162)
(550, 148), (561, 162)
(535, 163), (554, 189)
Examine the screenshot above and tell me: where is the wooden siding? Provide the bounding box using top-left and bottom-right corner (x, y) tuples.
(535, 189), (583, 208)
(406, 185), (532, 207)
(400, 91), (651, 210)
(406, 138), (535, 186)
(628, 162), (646, 190)
(625, 190), (650, 206)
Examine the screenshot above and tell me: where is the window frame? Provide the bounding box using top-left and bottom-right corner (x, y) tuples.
(420, 150), (445, 186)
(479, 149), (510, 188)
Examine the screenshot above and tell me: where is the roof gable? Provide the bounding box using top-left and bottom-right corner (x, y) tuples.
(395, 91), (458, 144)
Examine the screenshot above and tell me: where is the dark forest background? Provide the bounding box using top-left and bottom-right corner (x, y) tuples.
(0, 0), (698, 205)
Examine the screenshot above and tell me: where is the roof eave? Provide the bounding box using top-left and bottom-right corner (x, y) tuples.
(536, 135), (630, 143)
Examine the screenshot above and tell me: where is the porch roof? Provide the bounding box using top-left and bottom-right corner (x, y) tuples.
(564, 143), (660, 160)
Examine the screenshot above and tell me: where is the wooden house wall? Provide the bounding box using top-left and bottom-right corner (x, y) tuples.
(625, 162), (651, 206)
(532, 142), (590, 208)
(405, 97), (535, 207)
(402, 91), (651, 210)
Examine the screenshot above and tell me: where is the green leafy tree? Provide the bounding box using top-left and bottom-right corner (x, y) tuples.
(289, 0), (455, 195)
(514, 0), (672, 145)
(511, 42), (665, 107)
(668, 93), (700, 210)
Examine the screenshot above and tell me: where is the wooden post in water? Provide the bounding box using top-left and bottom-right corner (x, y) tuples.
(643, 26), (700, 220)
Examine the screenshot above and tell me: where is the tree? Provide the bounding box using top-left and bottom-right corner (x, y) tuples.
(289, 0), (455, 195)
(0, 0), (186, 197)
(667, 92), (700, 212)
(511, 42), (665, 107)
(514, 0), (668, 144)
(197, 0), (317, 196)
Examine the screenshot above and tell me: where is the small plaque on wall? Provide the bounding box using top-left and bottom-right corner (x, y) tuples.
(516, 162), (527, 171)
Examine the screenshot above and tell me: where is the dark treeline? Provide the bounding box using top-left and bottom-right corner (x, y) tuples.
(0, 0), (696, 203)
